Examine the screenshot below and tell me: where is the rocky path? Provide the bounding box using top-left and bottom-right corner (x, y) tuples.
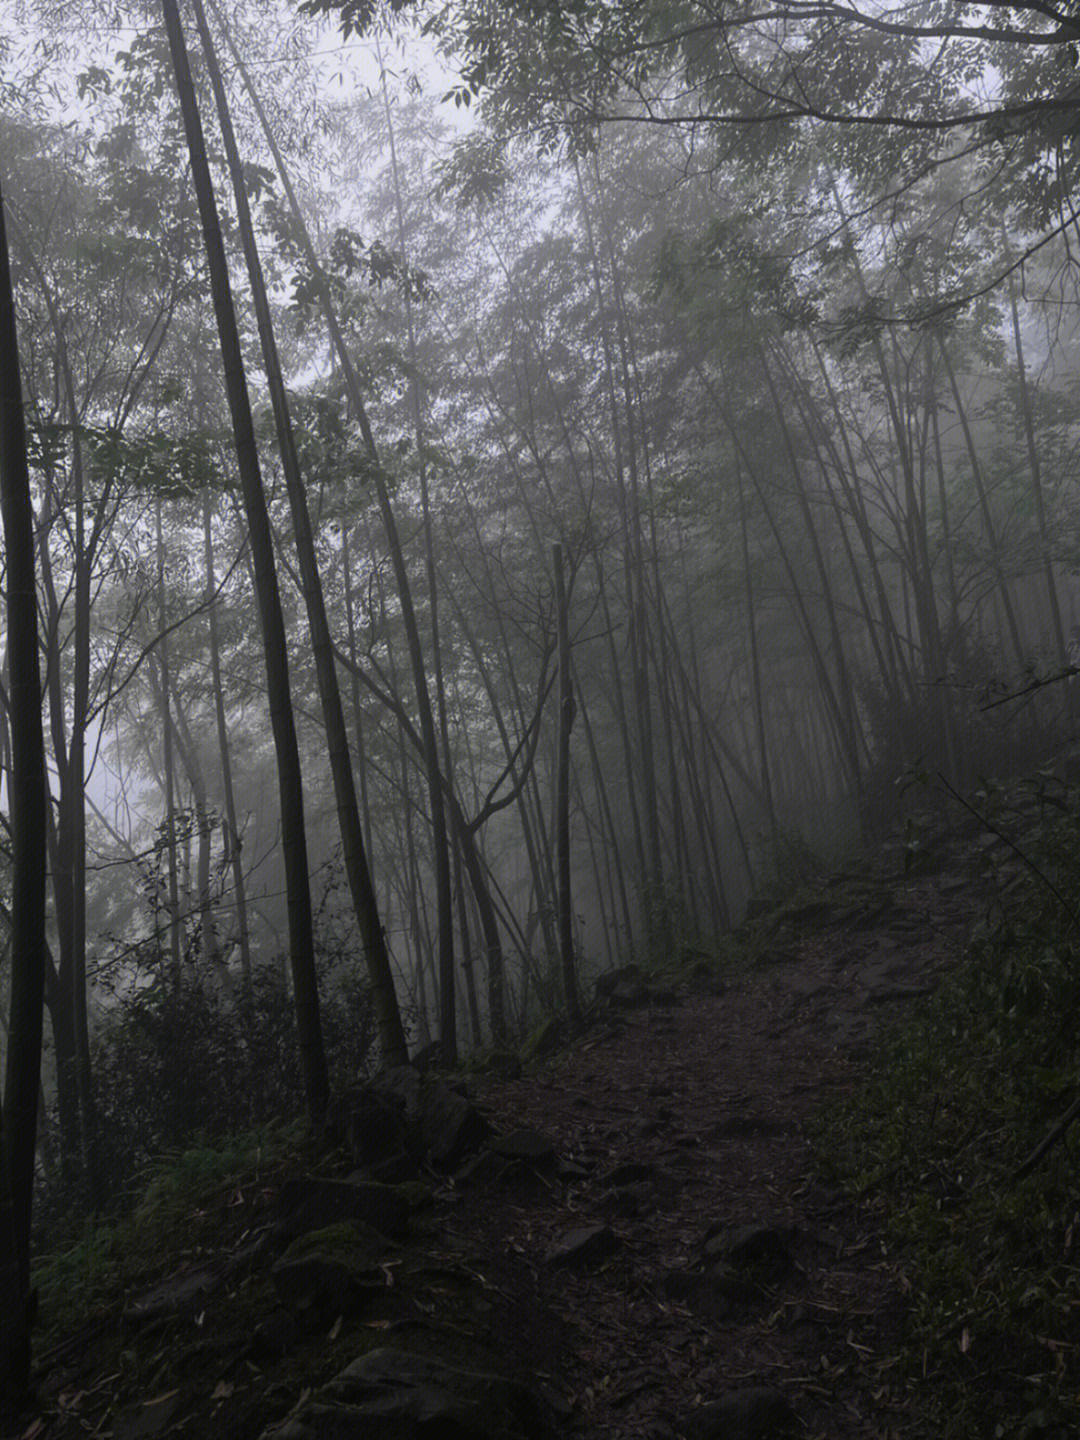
(445, 856), (998, 1440)
(24, 847), (1003, 1440)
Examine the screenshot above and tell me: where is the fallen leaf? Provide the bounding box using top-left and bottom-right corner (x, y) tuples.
(144, 1390), (179, 1407)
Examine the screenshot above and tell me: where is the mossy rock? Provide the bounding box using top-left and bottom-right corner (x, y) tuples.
(273, 1224), (387, 1316)
(275, 1176), (410, 1240)
(521, 1017), (563, 1063)
(472, 1049), (523, 1080)
(280, 1221), (385, 1264)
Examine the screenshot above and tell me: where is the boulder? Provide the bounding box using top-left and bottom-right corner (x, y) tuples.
(596, 1160), (654, 1187)
(275, 1177), (410, 1241)
(271, 1224), (388, 1319)
(660, 1265), (761, 1321)
(368, 1066), (491, 1170)
(595, 966), (652, 1008)
(489, 1130), (557, 1165)
(659, 1270), (735, 1323)
(703, 1224), (792, 1284)
(676, 1385), (795, 1439)
(371, 1065), (423, 1122)
(249, 1308), (301, 1362)
(123, 1263), (223, 1324)
(473, 1049), (523, 1081)
(410, 1040), (445, 1074)
(259, 1346), (555, 1440)
(420, 1079), (491, 1168)
(544, 1224), (619, 1267)
(326, 1085), (412, 1166)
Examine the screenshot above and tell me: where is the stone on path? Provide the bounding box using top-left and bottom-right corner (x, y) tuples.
(544, 1224), (619, 1267)
(676, 1385), (796, 1439)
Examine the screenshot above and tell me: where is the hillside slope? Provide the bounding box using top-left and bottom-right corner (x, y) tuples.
(13, 834), (1040, 1440)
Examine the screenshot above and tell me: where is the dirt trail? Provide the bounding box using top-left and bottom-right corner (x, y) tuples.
(24, 847), (1001, 1440)
(448, 854), (997, 1439)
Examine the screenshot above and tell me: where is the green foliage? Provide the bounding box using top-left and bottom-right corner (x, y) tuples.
(856, 656), (1071, 845)
(85, 965), (377, 1197)
(432, 134), (512, 209)
(819, 784), (1080, 1437)
(297, 0), (417, 39)
(132, 1121), (304, 1229)
(32, 1120), (302, 1345)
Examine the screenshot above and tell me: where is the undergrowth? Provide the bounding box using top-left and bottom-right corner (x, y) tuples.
(32, 1118), (304, 1347)
(819, 770), (1080, 1439)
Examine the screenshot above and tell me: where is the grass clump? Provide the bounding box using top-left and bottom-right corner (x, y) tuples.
(819, 783), (1080, 1439)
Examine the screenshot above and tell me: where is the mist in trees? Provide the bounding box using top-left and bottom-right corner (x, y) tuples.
(3, 0), (1080, 1400)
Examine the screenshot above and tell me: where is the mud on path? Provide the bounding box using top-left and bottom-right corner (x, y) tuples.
(449, 855), (998, 1440)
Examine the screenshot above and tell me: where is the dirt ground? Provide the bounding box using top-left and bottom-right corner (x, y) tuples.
(450, 856), (993, 1439)
(21, 849), (994, 1440)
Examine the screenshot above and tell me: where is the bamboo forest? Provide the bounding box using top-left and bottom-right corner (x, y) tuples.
(4, 2), (1080, 1436)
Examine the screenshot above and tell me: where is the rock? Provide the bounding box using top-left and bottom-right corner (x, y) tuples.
(420, 1078), (491, 1168)
(260, 1346), (555, 1440)
(688, 961), (727, 995)
(360, 1149), (423, 1184)
(708, 1115), (790, 1139)
(778, 899), (833, 927)
(371, 1065), (423, 1122)
(326, 1085), (412, 1166)
(660, 1270), (735, 1323)
(704, 1224), (792, 1283)
(708, 1264), (767, 1305)
(595, 964), (644, 998)
(455, 1150), (516, 1187)
(489, 1130), (557, 1164)
(597, 967), (652, 1007)
(593, 1181), (655, 1220)
(275, 1177), (410, 1241)
(824, 1010), (875, 1056)
(676, 1385), (795, 1439)
(545, 1224), (619, 1267)
(556, 1159), (593, 1182)
(123, 1262), (223, 1323)
(596, 1160), (654, 1187)
(114, 1391), (181, 1439)
(271, 1223), (388, 1317)
(858, 960), (933, 1003)
(368, 1066), (490, 1170)
(474, 1049), (523, 1080)
(410, 1040), (445, 1073)
(250, 1308), (301, 1361)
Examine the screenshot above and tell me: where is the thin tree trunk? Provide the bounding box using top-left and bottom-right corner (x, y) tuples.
(156, 502), (183, 987)
(0, 162), (49, 1411)
(203, 494), (253, 985)
(218, 11), (456, 1063)
(553, 543), (579, 1021)
(939, 340), (1026, 667)
(1006, 266), (1066, 666)
(162, 0), (329, 1123)
(193, 0), (408, 1067)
